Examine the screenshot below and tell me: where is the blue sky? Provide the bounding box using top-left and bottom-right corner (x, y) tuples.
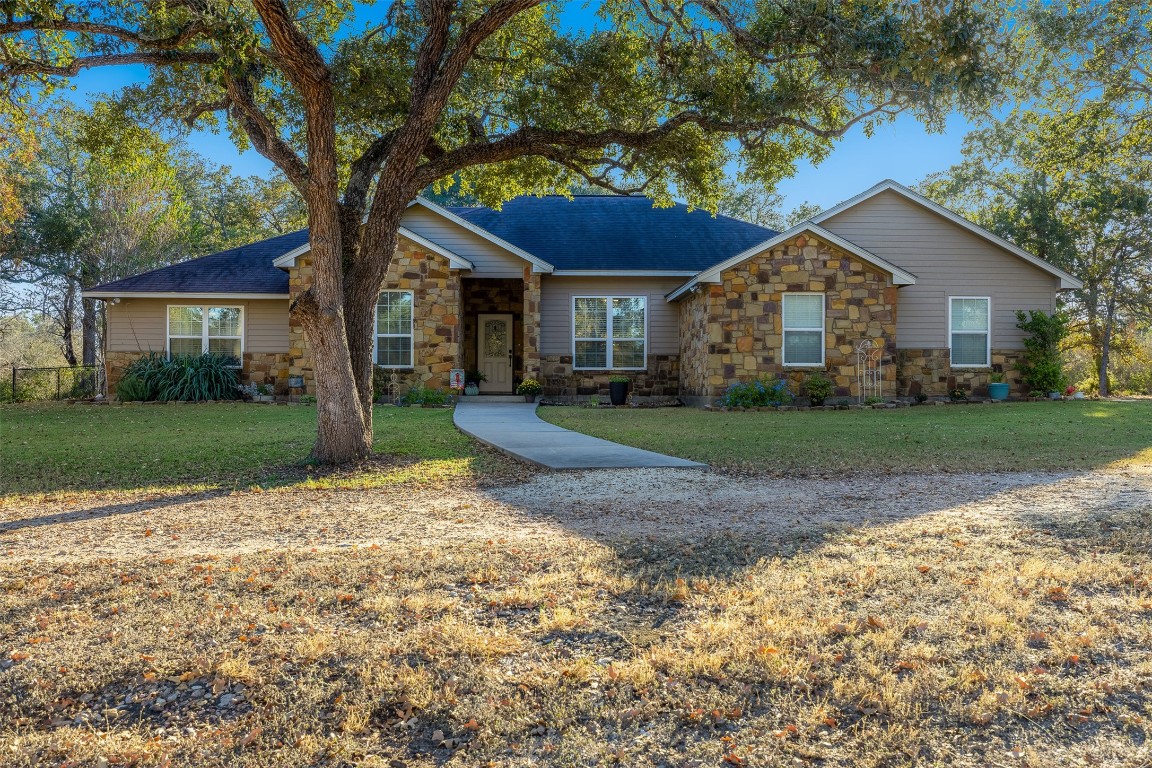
(60, 2), (975, 213)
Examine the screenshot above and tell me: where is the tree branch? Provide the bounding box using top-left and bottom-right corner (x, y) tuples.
(223, 73), (309, 189)
(0, 19), (207, 50)
(2, 50), (218, 78)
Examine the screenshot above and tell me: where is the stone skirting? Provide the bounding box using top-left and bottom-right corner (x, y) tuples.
(540, 354), (680, 396)
(896, 348), (1026, 397)
(678, 233), (898, 398)
(244, 352), (291, 395)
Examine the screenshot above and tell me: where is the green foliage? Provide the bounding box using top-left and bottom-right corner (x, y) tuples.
(721, 377), (793, 408)
(464, 370), (487, 385)
(1016, 310), (1070, 395)
(949, 389), (968, 401)
(122, 352), (241, 402)
(401, 383), (450, 407)
(299, 394), (317, 406)
(803, 372), (835, 405)
(115, 374), (152, 402)
(608, 375), (630, 384)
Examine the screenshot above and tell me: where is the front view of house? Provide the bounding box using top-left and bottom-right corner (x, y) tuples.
(87, 180), (1081, 401)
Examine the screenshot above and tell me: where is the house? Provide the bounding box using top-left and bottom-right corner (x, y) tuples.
(85, 180), (1082, 402)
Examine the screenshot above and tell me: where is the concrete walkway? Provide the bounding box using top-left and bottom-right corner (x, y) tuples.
(453, 401), (707, 470)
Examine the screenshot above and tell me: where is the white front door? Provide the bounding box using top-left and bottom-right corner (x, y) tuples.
(478, 313), (513, 393)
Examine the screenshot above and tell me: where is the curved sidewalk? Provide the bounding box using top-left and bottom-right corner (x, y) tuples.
(453, 401), (706, 470)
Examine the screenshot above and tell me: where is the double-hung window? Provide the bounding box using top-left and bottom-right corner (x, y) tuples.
(949, 296), (990, 367)
(167, 306), (243, 366)
(573, 296), (647, 370)
(782, 293), (825, 366)
(375, 290), (414, 367)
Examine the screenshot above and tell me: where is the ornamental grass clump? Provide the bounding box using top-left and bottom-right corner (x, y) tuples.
(120, 352), (241, 402)
(720, 376), (793, 408)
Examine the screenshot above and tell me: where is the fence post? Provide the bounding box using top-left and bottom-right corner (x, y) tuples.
(10, 367), (15, 400)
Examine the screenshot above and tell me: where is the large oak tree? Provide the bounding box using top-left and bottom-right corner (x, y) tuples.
(1, 0), (1002, 462)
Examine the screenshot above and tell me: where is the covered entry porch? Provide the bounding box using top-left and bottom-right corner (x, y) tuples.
(460, 275), (540, 393)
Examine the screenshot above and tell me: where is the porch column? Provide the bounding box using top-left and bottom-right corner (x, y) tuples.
(522, 267), (542, 381)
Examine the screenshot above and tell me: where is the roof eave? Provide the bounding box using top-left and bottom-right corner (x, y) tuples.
(84, 291), (290, 300)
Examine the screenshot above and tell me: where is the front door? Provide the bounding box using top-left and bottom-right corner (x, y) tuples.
(477, 313), (513, 393)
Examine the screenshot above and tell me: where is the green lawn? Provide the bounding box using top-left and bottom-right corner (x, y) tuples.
(540, 400), (1152, 474)
(0, 403), (516, 498)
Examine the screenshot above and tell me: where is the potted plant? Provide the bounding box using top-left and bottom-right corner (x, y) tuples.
(608, 375), (630, 406)
(988, 372), (1009, 401)
(463, 370), (485, 396)
(1066, 385), (1084, 400)
(804, 372), (834, 406)
(516, 377), (542, 403)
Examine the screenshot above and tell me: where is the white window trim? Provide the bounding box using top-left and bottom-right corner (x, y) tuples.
(166, 304), (244, 367)
(782, 292), (826, 367)
(373, 290), (415, 369)
(948, 296), (992, 369)
(571, 295), (648, 371)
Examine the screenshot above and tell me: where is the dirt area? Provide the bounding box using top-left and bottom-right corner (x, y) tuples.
(2, 468), (1150, 767)
(2, 466), (1149, 561)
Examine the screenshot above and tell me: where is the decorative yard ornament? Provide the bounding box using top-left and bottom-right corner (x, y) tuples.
(856, 339), (884, 403)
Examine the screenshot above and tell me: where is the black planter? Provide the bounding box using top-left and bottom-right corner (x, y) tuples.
(609, 381), (629, 406)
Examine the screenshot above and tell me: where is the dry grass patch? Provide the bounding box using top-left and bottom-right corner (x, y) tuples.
(1, 493), (1149, 767)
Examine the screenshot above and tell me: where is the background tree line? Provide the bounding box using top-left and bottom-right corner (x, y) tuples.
(0, 103), (306, 373)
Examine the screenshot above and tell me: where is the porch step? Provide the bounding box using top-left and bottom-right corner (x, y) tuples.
(462, 395), (527, 403)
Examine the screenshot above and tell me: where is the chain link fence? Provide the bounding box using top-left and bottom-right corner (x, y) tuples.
(3, 365), (102, 402)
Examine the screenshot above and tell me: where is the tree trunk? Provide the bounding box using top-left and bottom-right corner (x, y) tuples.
(296, 194), (372, 463)
(81, 297), (98, 366)
(1098, 295), (1118, 398)
(60, 279), (78, 366)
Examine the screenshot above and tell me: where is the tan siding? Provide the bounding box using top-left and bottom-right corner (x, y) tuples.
(539, 276), (684, 356)
(106, 299), (166, 353)
(105, 298), (289, 354)
(245, 300), (290, 352)
(819, 190), (1059, 349)
(401, 206), (530, 278)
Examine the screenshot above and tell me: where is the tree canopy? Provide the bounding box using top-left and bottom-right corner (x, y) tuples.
(1, 0), (1005, 461)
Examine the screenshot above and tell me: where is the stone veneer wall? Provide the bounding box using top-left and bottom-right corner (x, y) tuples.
(522, 270), (542, 381)
(896, 348), (1027, 397)
(104, 350), (290, 397)
(678, 288), (713, 397)
(540, 354), (680, 397)
(679, 233), (898, 399)
(288, 239), (461, 395)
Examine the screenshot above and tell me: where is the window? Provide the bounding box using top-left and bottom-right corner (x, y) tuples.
(167, 305), (243, 365)
(573, 296), (646, 370)
(375, 290), (414, 367)
(950, 296), (990, 367)
(782, 293), (825, 366)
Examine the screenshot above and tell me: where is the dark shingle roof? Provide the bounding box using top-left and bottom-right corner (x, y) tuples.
(449, 195), (777, 272)
(88, 229), (308, 294)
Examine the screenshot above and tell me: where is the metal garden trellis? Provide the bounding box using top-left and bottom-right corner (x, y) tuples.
(855, 340), (883, 403)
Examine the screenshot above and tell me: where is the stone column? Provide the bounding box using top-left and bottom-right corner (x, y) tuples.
(522, 267), (542, 381)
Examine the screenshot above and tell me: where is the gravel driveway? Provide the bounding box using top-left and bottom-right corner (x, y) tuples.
(2, 466), (1148, 562)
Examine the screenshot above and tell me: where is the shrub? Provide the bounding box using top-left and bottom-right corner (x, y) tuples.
(401, 383), (450, 406)
(608, 375), (630, 384)
(949, 388), (968, 401)
(464, 369), (487, 385)
(720, 376), (793, 408)
(122, 352), (241, 402)
(1016, 310), (1069, 394)
(804, 372), (834, 405)
(116, 374), (152, 402)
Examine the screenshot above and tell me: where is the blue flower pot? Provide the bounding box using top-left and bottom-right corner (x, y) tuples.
(988, 382), (1009, 400)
